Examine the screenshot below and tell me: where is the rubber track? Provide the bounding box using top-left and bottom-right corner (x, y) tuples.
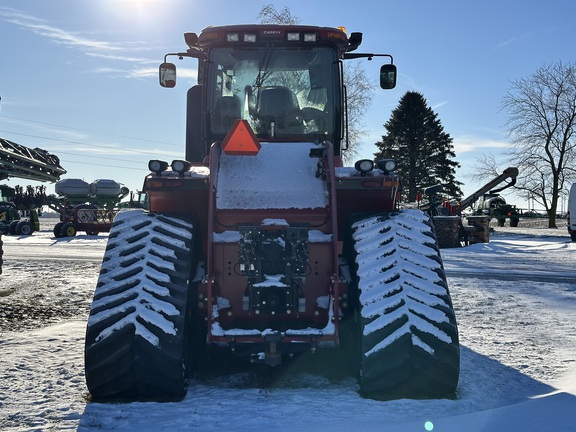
(351, 209), (460, 398)
(85, 209), (194, 401)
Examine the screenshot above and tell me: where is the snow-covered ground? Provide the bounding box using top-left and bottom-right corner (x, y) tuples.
(0, 217), (575, 431)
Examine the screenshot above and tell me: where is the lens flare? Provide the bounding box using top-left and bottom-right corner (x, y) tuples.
(425, 421), (434, 431)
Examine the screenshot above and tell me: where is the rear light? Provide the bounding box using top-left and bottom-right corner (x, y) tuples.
(303, 33), (318, 42)
(287, 32), (300, 41)
(147, 179), (164, 188)
(354, 159), (374, 175)
(352, 179), (400, 189)
(148, 159), (168, 175)
(226, 33), (240, 42)
(382, 180), (400, 188)
(147, 178), (183, 189)
(171, 159), (192, 175)
(377, 159), (397, 174)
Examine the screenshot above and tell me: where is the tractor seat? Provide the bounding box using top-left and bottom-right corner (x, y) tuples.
(256, 86), (303, 135)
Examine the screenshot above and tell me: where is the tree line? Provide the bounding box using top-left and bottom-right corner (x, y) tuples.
(375, 63), (576, 229)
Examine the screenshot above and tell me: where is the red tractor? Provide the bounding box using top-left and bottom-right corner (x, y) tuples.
(85, 25), (459, 401)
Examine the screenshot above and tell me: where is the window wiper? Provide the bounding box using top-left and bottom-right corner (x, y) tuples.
(253, 43), (274, 88)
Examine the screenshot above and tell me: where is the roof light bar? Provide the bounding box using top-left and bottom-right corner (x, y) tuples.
(303, 33), (318, 42)
(226, 33), (240, 42)
(287, 32), (300, 41)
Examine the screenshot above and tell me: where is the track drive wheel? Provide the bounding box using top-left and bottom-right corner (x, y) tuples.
(85, 209), (195, 401)
(350, 209), (460, 399)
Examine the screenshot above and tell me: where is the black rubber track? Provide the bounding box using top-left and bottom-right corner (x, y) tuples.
(351, 209), (460, 399)
(85, 209), (194, 401)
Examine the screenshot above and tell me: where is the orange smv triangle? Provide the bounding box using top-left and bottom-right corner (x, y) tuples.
(221, 120), (261, 156)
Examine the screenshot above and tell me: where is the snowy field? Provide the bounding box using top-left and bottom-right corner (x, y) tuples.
(0, 217), (575, 431)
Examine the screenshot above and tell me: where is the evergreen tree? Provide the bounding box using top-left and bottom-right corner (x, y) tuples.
(374, 91), (462, 201)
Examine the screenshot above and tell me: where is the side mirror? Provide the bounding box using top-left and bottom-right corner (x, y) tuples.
(380, 64), (397, 90)
(159, 62), (177, 88)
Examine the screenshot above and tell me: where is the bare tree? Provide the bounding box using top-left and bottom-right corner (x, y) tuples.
(258, 5), (372, 164)
(482, 62), (576, 228)
(343, 61), (373, 163)
(258, 5), (300, 24)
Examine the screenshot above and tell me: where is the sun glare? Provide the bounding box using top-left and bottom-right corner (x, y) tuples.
(101, 0), (168, 26)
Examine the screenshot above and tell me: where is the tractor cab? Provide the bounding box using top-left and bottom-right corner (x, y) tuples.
(159, 25), (396, 162)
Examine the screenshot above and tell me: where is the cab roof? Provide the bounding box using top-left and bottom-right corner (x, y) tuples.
(196, 24), (353, 54)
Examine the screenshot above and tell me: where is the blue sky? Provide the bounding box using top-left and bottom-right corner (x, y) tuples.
(0, 0), (574, 209)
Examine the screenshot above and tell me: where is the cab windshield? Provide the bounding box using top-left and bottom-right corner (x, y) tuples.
(208, 46), (337, 141)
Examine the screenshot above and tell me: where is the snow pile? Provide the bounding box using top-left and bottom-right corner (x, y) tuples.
(216, 142), (328, 209)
